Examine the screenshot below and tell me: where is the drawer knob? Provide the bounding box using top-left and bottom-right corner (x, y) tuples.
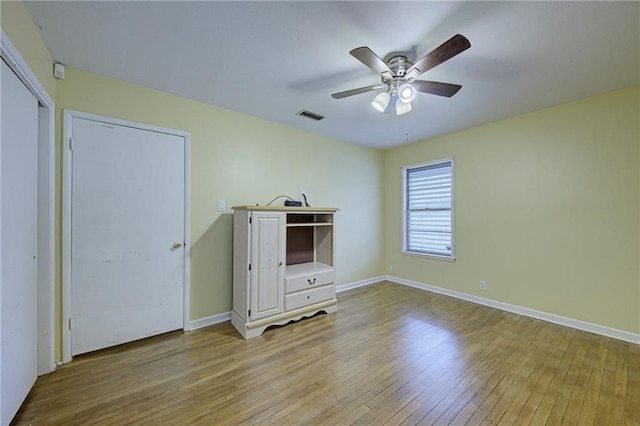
(308, 278), (317, 285)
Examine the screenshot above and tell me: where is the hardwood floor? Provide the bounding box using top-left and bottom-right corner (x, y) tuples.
(13, 281), (640, 425)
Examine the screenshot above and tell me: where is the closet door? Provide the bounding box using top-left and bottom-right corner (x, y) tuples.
(1, 59), (39, 425)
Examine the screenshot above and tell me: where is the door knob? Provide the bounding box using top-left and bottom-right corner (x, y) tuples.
(173, 242), (183, 249)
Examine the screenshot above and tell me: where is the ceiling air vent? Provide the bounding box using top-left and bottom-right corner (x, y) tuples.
(296, 109), (325, 121)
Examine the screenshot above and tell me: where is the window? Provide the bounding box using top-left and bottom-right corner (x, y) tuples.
(402, 158), (454, 260)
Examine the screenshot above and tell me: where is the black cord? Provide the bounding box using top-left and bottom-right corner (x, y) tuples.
(265, 194), (296, 206)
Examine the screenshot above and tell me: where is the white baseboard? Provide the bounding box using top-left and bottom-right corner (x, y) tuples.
(187, 276), (639, 345)
(384, 275), (640, 345)
(337, 275), (385, 293)
(188, 311), (231, 331)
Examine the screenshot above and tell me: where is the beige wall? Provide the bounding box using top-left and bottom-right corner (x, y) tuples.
(55, 67), (385, 355)
(2, 0), (384, 361)
(3, 0), (639, 363)
(385, 85), (640, 334)
(1, 1), (55, 99)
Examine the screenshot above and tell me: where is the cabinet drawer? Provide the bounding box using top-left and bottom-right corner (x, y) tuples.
(285, 285), (335, 311)
(285, 269), (334, 293)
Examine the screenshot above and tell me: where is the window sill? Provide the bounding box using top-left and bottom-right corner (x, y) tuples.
(401, 250), (456, 262)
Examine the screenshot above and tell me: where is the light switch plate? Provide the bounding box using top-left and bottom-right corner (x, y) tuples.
(217, 199), (226, 212)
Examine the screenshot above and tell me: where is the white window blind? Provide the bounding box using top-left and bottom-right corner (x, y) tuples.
(404, 159), (453, 258)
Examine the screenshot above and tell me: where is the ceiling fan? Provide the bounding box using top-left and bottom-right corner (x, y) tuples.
(331, 34), (471, 116)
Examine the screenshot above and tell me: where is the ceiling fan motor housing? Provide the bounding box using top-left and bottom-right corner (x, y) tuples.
(387, 55), (412, 77)
(381, 56), (419, 103)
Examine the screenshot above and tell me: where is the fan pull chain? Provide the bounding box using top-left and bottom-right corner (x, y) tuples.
(393, 108), (398, 140)
(405, 114), (410, 142)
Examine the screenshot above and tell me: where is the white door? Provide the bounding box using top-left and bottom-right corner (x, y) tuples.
(1, 59), (39, 425)
(70, 117), (185, 356)
(250, 212), (285, 320)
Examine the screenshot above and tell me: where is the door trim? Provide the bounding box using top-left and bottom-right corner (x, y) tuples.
(62, 110), (191, 363)
(0, 31), (56, 375)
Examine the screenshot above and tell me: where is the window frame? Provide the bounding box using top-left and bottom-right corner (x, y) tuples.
(401, 157), (455, 261)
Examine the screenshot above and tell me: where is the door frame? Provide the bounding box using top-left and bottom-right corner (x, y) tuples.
(0, 31), (56, 375)
(62, 110), (191, 363)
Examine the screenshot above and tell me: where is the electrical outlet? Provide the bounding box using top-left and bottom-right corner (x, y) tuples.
(480, 281), (487, 291)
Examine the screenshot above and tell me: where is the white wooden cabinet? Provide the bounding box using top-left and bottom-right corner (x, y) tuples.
(231, 206), (338, 339)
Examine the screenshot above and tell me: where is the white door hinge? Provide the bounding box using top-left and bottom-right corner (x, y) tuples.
(68, 317), (72, 330)
(69, 137), (75, 151)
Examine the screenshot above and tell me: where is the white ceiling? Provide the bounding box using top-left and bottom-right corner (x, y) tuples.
(25, 1), (639, 150)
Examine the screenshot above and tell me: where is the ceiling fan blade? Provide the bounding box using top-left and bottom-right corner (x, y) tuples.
(331, 84), (385, 99)
(405, 34), (471, 79)
(412, 80), (462, 97)
(350, 47), (393, 75)
(382, 93), (397, 114)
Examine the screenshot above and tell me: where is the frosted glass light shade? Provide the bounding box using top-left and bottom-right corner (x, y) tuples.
(371, 91), (391, 112)
(396, 101), (412, 115)
(398, 83), (417, 103)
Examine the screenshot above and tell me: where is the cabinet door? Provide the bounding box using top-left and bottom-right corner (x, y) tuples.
(250, 212), (286, 320)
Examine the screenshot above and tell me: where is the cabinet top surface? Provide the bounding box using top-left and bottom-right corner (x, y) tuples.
(232, 206), (339, 212)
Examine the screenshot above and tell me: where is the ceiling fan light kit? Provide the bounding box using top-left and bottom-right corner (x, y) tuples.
(332, 34), (471, 116)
